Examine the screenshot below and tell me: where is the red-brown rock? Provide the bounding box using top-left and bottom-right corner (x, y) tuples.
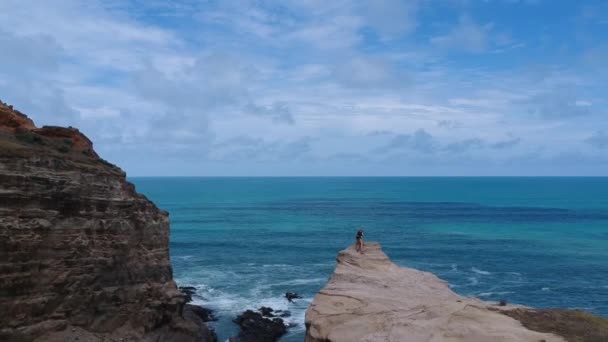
(0, 102), (36, 133)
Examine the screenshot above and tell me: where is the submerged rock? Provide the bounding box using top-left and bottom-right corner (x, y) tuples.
(258, 306), (275, 317)
(275, 310), (291, 318)
(305, 242), (565, 342)
(232, 309), (287, 342)
(285, 292), (302, 303)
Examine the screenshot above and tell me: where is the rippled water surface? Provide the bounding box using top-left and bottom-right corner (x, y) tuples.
(131, 177), (608, 341)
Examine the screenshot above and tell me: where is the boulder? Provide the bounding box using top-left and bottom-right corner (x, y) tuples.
(258, 306), (275, 317)
(233, 309), (287, 342)
(285, 292), (302, 303)
(185, 304), (217, 322)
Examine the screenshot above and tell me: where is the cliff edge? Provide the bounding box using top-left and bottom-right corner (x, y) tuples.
(305, 242), (565, 342)
(0, 101), (214, 342)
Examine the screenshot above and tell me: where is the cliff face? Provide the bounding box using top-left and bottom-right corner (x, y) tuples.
(0, 102), (210, 341)
(305, 243), (565, 342)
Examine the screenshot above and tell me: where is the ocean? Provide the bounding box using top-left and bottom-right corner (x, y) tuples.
(131, 177), (608, 341)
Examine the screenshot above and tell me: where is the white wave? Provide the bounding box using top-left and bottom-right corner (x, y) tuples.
(312, 262), (334, 267)
(471, 267), (491, 275)
(450, 264), (458, 272)
(477, 291), (513, 297)
(262, 264), (291, 268)
(541, 287), (550, 291)
(569, 306), (597, 311)
(188, 283), (312, 331)
(176, 269), (242, 285)
(467, 276), (479, 286)
(269, 277), (327, 287)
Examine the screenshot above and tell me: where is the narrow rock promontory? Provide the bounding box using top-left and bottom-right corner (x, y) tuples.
(0, 101), (214, 342)
(305, 242), (565, 342)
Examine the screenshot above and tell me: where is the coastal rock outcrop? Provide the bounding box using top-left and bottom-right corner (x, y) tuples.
(0, 102), (213, 341)
(232, 309), (287, 342)
(305, 242), (565, 342)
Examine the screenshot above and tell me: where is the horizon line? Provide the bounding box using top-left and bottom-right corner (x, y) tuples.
(127, 175), (608, 178)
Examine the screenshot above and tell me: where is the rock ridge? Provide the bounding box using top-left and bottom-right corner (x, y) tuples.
(0, 101), (213, 341)
(305, 242), (564, 342)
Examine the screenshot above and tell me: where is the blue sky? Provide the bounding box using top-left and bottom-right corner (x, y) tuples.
(0, 0), (606, 176)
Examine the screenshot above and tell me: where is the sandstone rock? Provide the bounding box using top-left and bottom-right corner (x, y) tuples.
(0, 102), (211, 341)
(33, 126), (98, 157)
(0, 102), (35, 133)
(305, 242), (565, 342)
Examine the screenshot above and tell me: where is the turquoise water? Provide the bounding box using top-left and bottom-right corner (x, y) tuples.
(131, 177), (608, 341)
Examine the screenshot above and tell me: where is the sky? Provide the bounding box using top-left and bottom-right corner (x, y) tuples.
(0, 0), (607, 176)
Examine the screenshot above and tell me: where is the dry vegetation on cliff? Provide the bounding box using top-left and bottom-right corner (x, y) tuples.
(501, 308), (608, 342)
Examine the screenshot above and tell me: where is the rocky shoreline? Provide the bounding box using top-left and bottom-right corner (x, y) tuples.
(2, 100), (605, 341)
(179, 283), (298, 342)
(305, 242), (608, 342)
(0, 100), (299, 342)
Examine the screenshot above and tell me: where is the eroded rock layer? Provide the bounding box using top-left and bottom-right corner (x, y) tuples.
(305, 242), (564, 342)
(0, 102), (211, 341)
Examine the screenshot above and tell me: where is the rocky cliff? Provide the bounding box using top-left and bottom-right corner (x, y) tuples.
(305, 242), (566, 342)
(0, 101), (214, 342)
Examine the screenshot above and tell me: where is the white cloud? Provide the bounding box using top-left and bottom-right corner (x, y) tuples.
(245, 102), (295, 124)
(360, 0), (420, 38)
(0, 0), (605, 175)
(375, 129), (436, 153)
(210, 135), (314, 162)
(333, 57), (404, 88)
(586, 131), (608, 149)
(287, 15), (363, 50)
(430, 15), (489, 53)
(520, 88), (593, 119)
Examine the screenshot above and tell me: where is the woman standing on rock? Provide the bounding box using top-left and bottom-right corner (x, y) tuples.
(355, 229), (364, 254)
